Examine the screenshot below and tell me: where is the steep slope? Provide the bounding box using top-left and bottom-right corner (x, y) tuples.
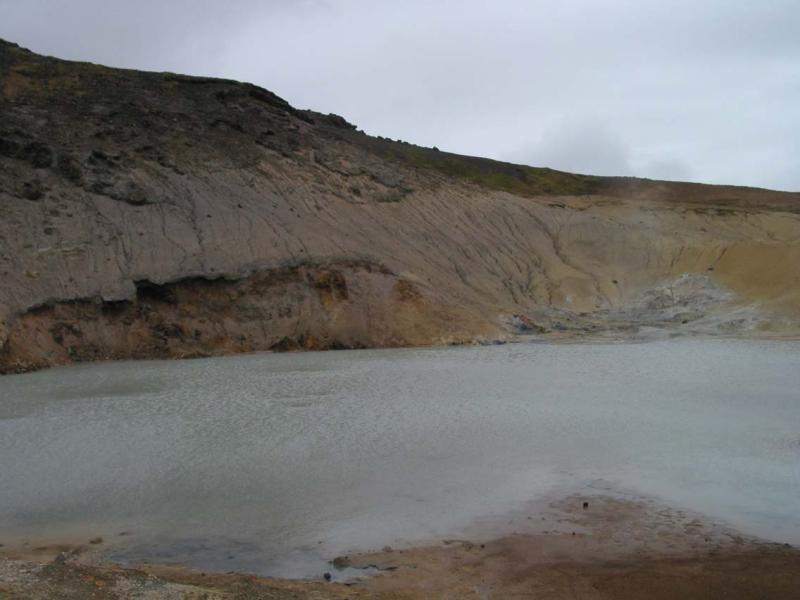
(1, 39), (799, 372)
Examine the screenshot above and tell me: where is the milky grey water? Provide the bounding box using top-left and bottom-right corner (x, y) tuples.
(1, 339), (799, 577)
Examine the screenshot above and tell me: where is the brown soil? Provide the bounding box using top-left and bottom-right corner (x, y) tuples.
(3, 494), (798, 599)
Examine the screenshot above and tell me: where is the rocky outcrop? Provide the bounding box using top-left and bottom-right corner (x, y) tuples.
(0, 260), (474, 373)
(1, 39), (799, 372)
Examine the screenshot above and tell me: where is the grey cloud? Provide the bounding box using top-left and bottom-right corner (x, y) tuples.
(0, 0), (797, 190)
(512, 119), (633, 177)
(640, 158), (693, 183)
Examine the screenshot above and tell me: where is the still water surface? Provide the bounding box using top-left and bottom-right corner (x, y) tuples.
(1, 339), (799, 577)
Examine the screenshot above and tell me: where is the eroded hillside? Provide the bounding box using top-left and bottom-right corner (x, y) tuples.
(1, 39), (799, 372)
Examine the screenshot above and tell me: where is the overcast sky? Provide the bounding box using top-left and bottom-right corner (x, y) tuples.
(1, 0), (798, 190)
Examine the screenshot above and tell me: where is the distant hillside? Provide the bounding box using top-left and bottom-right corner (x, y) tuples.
(1, 38), (799, 372)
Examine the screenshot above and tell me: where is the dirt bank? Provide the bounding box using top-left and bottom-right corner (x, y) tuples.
(2, 38), (800, 372)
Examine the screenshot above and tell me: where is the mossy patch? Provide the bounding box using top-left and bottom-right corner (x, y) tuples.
(347, 134), (601, 197)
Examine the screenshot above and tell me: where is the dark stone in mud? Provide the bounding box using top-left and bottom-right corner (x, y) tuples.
(511, 314), (547, 334)
(56, 154), (83, 183)
(270, 336), (300, 352)
(19, 180), (43, 200)
(2, 140), (54, 168)
(23, 142), (54, 168)
(0, 136), (20, 158)
(89, 177), (148, 205)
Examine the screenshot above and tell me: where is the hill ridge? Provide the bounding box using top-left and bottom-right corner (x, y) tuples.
(1, 39), (799, 371)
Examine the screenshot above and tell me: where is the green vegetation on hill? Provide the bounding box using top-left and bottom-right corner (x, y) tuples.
(346, 131), (602, 197)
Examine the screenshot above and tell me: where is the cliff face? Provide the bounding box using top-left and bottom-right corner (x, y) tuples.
(1, 39), (799, 372)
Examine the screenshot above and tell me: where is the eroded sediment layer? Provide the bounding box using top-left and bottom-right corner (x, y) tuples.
(1, 38), (799, 371)
(0, 260), (479, 372)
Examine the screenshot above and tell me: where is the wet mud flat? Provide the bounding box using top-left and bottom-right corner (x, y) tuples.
(2, 492), (799, 599)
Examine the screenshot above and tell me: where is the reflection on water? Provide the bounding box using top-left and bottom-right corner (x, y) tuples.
(1, 339), (799, 578)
